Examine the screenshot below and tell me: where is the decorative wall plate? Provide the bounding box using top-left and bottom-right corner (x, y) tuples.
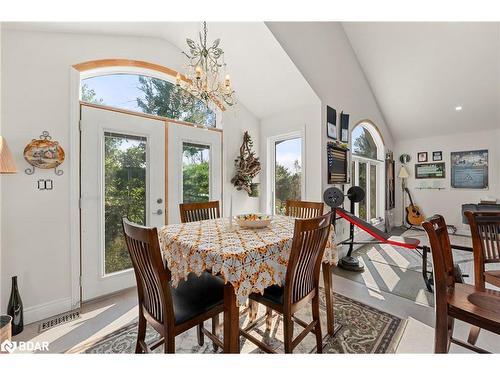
(24, 131), (65, 175)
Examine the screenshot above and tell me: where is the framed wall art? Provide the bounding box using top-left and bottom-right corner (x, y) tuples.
(417, 152), (428, 163)
(432, 151), (443, 161)
(340, 111), (350, 143)
(415, 162), (445, 179)
(451, 149), (488, 189)
(326, 106), (337, 140)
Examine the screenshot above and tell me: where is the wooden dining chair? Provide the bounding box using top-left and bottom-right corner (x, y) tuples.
(122, 218), (224, 353)
(285, 200), (324, 219)
(179, 201), (220, 223)
(241, 212), (333, 353)
(464, 210), (500, 345)
(422, 214), (500, 353)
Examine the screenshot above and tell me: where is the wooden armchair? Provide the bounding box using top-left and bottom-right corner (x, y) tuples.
(464, 210), (500, 345)
(241, 212), (333, 353)
(122, 218), (224, 353)
(422, 214), (500, 353)
(179, 201), (220, 223)
(285, 200), (324, 219)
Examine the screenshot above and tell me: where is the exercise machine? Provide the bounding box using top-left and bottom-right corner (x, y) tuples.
(323, 186), (471, 292)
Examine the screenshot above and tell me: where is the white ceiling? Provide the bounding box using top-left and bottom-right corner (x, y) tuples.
(3, 22), (318, 119)
(343, 22), (500, 140)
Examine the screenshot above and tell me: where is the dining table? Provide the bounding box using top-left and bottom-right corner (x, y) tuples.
(158, 215), (338, 353)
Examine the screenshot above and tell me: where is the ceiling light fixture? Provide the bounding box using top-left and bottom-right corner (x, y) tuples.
(455, 106), (463, 111)
(175, 22), (236, 114)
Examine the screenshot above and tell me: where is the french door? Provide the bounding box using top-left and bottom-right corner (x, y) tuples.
(80, 105), (165, 301)
(167, 123), (222, 224)
(351, 157), (382, 223)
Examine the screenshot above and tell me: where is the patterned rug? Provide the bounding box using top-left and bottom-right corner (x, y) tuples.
(70, 289), (405, 354)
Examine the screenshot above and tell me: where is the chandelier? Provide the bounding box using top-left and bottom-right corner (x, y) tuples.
(175, 22), (236, 113)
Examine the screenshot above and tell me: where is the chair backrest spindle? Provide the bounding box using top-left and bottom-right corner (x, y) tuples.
(465, 211), (500, 288)
(285, 200), (324, 219)
(180, 201), (220, 223)
(285, 212), (332, 305)
(122, 218), (173, 326)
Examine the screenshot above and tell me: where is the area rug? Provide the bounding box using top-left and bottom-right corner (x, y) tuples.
(69, 289), (405, 354)
(333, 229), (475, 307)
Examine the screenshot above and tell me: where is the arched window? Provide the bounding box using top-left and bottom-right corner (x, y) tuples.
(80, 69), (216, 127)
(351, 121), (385, 223)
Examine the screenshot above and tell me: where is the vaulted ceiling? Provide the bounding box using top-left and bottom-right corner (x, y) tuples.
(342, 22), (500, 140)
(4, 22), (499, 140)
(2, 22), (318, 120)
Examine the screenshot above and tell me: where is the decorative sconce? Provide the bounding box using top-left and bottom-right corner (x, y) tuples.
(24, 131), (65, 176)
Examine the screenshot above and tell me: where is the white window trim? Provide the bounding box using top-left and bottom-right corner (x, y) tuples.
(80, 66), (223, 129)
(267, 130), (306, 214)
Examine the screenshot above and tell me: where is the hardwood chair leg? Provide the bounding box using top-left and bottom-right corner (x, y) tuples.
(434, 312), (449, 353)
(447, 317), (455, 352)
(283, 314), (294, 354)
(249, 301), (258, 323)
(265, 306), (273, 330)
(197, 323), (205, 346)
(212, 314), (220, 351)
(136, 315), (147, 354)
(312, 296), (323, 353)
(164, 336), (175, 353)
(467, 326), (481, 345)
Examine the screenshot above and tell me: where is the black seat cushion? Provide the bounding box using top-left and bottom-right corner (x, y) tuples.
(250, 284), (284, 306)
(171, 271), (224, 325)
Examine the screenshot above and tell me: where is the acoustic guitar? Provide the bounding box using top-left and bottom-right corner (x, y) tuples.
(405, 187), (424, 226)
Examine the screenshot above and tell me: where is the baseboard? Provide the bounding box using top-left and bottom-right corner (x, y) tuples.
(24, 297), (73, 325)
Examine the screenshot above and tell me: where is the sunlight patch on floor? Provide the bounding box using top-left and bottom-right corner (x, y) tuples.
(67, 305), (138, 351)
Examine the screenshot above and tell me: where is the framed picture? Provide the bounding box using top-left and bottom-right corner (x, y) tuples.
(417, 152), (428, 163)
(432, 151), (443, 161)
(415, 162), (446, 179)
(340, 111), (350, 143)
(326, 106), (337, 140)
(451, 149), (488, 189)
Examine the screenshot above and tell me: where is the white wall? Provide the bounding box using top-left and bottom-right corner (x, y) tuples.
(394, 128), (500, 232)
(259, 103), (322, 213)
(0, 28), (260, 322)
(222, 102), (261, 216)
(266, 22), (395, 249)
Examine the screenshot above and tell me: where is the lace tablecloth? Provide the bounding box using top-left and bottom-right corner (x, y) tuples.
(158, 215), (337, 306)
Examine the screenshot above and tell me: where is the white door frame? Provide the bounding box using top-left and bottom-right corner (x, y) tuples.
(69, 67), (81, 310)
(69, 64), (225, 308)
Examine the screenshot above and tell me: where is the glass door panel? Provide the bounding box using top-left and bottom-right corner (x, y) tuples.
(358, 162), (367, 220)
(274, 137), (302, 214)
(182, 142), (210, 203)
(103, 132), (147, 275)
(370, 164), (377, 221)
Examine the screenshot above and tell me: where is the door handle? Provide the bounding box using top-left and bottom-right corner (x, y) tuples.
(154, 209), (163, 215)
